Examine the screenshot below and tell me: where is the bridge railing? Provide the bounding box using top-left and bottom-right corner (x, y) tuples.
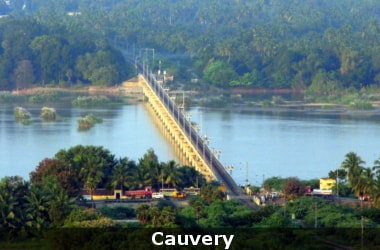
(140, 64), (243, 196)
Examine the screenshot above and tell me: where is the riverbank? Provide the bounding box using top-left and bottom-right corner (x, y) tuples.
(4, 82), (380, 118)
(2, 78), (144, 104)
(225, 101), (380, 120)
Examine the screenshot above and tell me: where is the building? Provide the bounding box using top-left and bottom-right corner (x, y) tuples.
(319, 178), (336, 190)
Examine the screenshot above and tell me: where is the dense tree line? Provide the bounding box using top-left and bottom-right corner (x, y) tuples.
(4, 0), (380, 92)
(0, 145), (206, 237)
(0, 18), (134, 90)
(29, 146), (207, 199)
(2, 146), (380, 249)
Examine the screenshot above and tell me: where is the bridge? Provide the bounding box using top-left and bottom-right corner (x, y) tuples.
(137, 64), (258, 209)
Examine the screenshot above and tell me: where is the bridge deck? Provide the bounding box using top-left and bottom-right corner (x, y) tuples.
(138, 70), (258, 209)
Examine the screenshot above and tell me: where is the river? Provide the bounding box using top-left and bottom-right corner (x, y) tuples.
(1, 103), (380, 186)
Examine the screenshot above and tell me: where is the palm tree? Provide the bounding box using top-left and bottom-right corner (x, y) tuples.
(137, 149), (160, 189)
(0, 177), (28, 236)
(162, 160), (183, 188)
(372, 176), (380, 208)
(373, 157), (380, 176)
(111, 157), (134, 192)
(79, 154), (105, 208)
(341, 152), (365, 190)
(0, 185), (21, 234)
(136, 204), (150, 225)
(24, 185), (49, 233)
(353, 167), (375, 199)
(133, 164), (152, 190)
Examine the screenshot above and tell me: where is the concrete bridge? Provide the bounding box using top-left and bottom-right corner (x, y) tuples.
(138, 65), (258, 209)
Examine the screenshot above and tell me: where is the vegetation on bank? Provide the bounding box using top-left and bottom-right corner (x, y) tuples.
(1, 1), (380, 97)
(72, 95), (110, 106)
(77, 114), (102, 130)
(0, 19), (134, 91)
(1, 145), (380, 249)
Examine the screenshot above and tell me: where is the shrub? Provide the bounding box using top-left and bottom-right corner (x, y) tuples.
(14, 107), (31, 119)
(40, 107), (57, 121)
(77, 114), (102, 130)
(72, 95), (110, 106)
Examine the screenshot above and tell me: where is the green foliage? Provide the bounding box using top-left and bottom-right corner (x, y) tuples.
(72, 95), (111, 107)
(100, 206), (135, 220)
(0, 19), (133, 91)
(200, 184), (225, 204)
(40, 107), (56, 121)
(77, 114), (102, 130)
(64, 208), (115, 228)
(0, 91), (19, 102)
(348, 101), (374, 110)
(263, 177), (287, 192)
(14, 106), (31, 119)
(203, 60), (237, 87)
(27, 91), (61, 104)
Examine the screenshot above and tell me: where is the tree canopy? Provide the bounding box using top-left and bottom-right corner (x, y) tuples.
(2, 0), (379, 92)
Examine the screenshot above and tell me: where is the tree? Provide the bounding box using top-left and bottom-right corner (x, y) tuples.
(192, 199), (205, 224)
(0, 176), (28, 237)
(203, 60), (238, 87)
(283, 177), (305, 200)
(341, 152), (366, 196)
(55, 145), (116, 189)
(200, 184), (225, 204)
(136, 204), (150, 225)
(24, 184), (50, 233)
(263, 177), (286, 192)
(161, 160), (182, 188)
(29, 158), (79, 197)
(79, 154), (106, 207)
(177, 166), (206, 189)
(42, 176), (74, 227)
(111, 157), (135, 192)
(75, 50), (127, 86)
(137, 149), (159, 189)
(13, 60), (35, 89)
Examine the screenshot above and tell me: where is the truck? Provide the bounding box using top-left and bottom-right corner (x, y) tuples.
(152, 192), (164, 199)
(172, 191), (186, 199)
(124, 186), (152, 199)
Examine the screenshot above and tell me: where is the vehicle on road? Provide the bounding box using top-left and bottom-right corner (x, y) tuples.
(152, 192), (164, 199)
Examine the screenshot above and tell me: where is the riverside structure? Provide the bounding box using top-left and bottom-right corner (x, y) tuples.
(139, 64), (255, 208)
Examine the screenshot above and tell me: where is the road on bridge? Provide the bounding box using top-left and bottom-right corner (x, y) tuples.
(133, 60), (259, 209)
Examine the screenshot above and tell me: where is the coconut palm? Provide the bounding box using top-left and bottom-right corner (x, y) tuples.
(341, 152), (365, 189)
(24, 185), (49, 232)
(79, 154), (105, 207)
(111, 157), (135, 191)
(372, 177), (380, 208)
(373, 157), (380, 176)
(161, 160), (183, 188)
(137, 149), (160, 189)
(132, 165), (152, 190)
(354, 167), (375, 199)
(0, 176), (28, 235)
(136, 204), (150, 225)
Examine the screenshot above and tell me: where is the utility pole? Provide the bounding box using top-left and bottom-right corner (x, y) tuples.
(245, 162), (249, 187)
(336, 168), (339, 203)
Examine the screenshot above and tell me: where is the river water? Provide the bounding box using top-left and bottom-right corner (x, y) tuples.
(1, 103), (380, 186)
